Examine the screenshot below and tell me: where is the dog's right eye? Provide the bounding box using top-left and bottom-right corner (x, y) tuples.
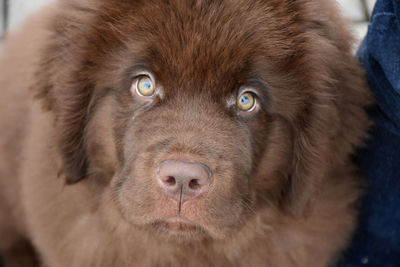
(135, 76), (155, 97)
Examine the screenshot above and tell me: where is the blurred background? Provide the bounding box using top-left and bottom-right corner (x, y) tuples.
(0, 0), (377, 44)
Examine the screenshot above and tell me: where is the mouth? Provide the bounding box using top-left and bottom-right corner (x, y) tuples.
(150, 216), (207, 237)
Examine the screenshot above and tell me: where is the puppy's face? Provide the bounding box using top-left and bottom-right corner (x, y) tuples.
(104, 1), (297, 239)
(107, 1), (295, 240)
(40, 0), (363, 241)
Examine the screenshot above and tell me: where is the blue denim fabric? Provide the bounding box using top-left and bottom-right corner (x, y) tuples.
(338, 0), (400, 266)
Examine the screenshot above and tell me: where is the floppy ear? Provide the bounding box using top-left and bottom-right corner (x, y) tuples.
(287, 75), (370, 217)
(34, 53), (93, 184)
(282, 0), (372, 216)
(286, 100), (336, 215)
(55, 83), (93, 185)
(32, 1), (99, 184)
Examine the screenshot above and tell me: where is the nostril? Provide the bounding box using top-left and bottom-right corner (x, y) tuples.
(189, 179), (201, 190)
(165, 176), (176, 186)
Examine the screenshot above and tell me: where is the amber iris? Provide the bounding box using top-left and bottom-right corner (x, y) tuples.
(237, 92), (255, 111)
(136, 76), (155, 97)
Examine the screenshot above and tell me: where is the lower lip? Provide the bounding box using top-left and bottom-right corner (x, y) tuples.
(157, 217), (201, 231)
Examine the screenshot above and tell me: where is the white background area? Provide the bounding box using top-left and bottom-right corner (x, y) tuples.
(337, 0), (377, 42)
(7, 0), (54, 31)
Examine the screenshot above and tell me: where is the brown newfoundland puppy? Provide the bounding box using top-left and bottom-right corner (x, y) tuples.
(0, 0), (372, 266)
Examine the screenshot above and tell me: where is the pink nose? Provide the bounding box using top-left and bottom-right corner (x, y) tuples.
(156, 160), (211, 202)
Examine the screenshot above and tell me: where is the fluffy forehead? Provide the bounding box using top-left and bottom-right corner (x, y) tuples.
(71, 0), (309, 94)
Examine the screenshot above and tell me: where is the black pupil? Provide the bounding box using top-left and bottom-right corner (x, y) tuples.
(241, 95), (250, 105)
(143, 80), (152, 90)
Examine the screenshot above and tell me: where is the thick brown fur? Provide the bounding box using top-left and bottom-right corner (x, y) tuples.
(0, 0), (372, 266)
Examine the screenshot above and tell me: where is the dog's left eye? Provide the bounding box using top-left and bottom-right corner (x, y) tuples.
(237, 92), (256, 112)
